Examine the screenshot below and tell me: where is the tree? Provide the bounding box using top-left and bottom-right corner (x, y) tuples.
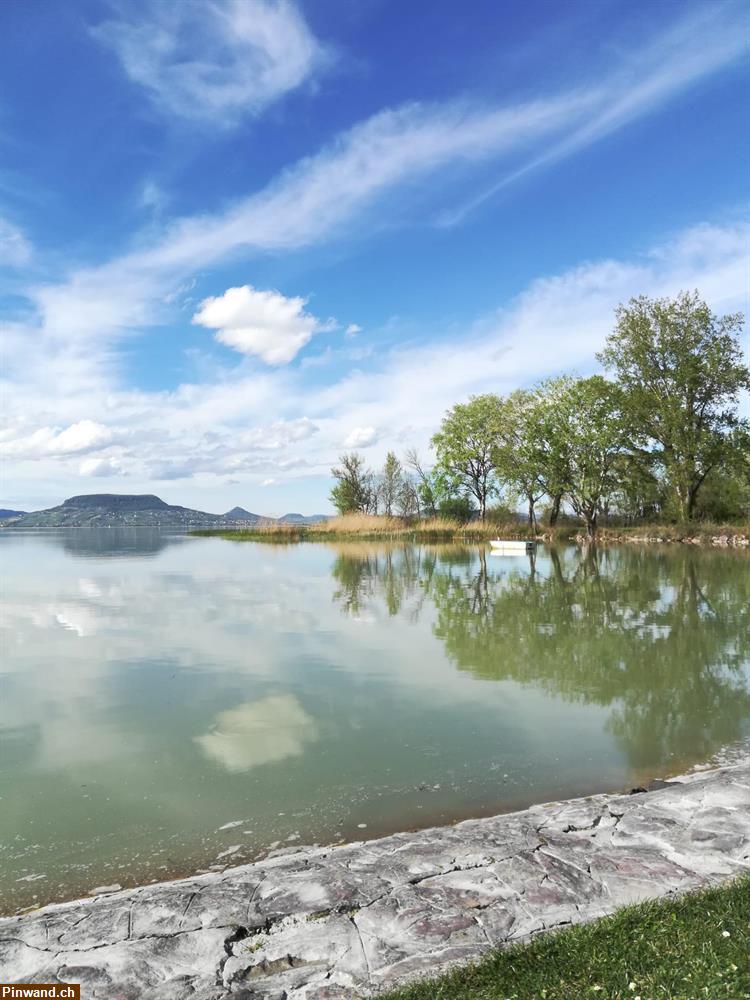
(493, 390), (546, 531)
(396, 475), (420, 518)
(329, 452), (374, 514)
(378, 451), (404, 517)
(692, 427), (750, 521)
(431, 394), (503, 520)
(537, 376), (630, 538)
(598, 291), (748, 521)
(404, 448), (434, 516)
(523, 377), (579, 526)
(437, 495), (475, 522)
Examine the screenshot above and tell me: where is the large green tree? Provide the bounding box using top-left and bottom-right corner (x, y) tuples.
(431, 394), (503, 520)
(537, 376), (631, 538)
(523, 377), (579, 526)
(493, 390), (546, 530)
(598, 291), (748, 521)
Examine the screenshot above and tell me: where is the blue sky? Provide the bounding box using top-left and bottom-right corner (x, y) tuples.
(1, 0), (748, 515)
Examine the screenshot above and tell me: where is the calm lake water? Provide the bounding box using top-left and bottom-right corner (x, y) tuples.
(1, 530), (749, 913)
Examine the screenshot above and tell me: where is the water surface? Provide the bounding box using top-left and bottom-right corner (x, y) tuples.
(1, 530), (749, 912)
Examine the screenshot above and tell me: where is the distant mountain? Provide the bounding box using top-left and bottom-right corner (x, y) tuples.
(4, 494), (332, 529)
(278, 512), (330, 524)
(11, 494), (226, 528)
(223, 506), (263, 523)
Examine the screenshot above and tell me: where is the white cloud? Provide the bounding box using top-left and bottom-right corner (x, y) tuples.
(52, 420), (115, 454)
(262, 478), (278, 487)
(139, 179), (167, 213)
(1, 420), (116, 459)
(440, 3), (750, 224)
(306, 220), (750, 460)
(344, 426), (378, 448)
(2, 217), (747, 510)
(0, 217), (32, 268)
(192, 284), (328, 364)
(79, 457), (124, 477)
(345, 324), (362, 337)
(19, 1), (747, 373)
(92, 0), (327, 126)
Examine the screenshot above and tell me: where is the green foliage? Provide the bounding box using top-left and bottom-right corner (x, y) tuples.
(492, 389), (547, 528)
(431, 394), (503, 519)
(379, 451), (404, 516)
(437, 495), (474, 522)
(598, 290), (749, 521)
(329, 452), (374, 514)
(534, 376), (631, 536)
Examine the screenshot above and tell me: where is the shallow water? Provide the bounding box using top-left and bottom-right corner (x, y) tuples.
(1, 529), (749, 912)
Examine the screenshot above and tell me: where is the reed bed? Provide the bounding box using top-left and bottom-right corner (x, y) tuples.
(192, 515), (749, 547)
(192, 514), (539, 543)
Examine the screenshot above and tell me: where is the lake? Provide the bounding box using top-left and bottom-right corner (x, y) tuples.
(1, 529), (749, 913)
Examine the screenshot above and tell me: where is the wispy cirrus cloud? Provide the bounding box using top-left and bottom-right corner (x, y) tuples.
(0, 215), (32, 268)
(92, 0), (328, 126)
(22, 0), (748, 369)
(439, 2), (750, 224)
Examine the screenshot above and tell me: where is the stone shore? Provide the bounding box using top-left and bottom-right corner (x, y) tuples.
(2, 759), (749, 999)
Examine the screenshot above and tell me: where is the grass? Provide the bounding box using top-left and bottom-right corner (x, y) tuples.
(192, 514), (538, 543)
(191, 514), (749, 546)
(380, 876), (750, 1000)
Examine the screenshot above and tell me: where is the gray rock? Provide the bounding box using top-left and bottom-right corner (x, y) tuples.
(2, 758), (749, 997)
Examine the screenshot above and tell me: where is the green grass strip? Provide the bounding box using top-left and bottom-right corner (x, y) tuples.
(381, 876), (750, 1000)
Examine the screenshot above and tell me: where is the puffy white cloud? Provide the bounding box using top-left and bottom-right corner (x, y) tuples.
(193, 285), (328, 364)
(92, 0), (327, 126)
(52, 420), (115, 454)
(345, 324), (362, 337)
(1, 420), (116, 460)
(344, 426), (378, 448)
(0, 217), (32, 268)
(79, 457), (124, 477)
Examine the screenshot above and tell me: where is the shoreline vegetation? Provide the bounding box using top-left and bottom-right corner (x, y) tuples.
(191, 511), (750, 546)
(324, 293), (750, 540)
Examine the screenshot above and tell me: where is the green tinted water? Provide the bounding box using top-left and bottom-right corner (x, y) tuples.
(1, 530), (748, 912)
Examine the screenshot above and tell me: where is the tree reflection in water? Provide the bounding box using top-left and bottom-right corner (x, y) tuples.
(330, 542), (750, 770)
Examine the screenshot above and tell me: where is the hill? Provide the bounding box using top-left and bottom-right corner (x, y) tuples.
(0, 508), (27, 520)
(5, 495), (331, 528)
(223, 507), (263, 523)
(11, 494), (226, 528)
(278, 512), (330, 524)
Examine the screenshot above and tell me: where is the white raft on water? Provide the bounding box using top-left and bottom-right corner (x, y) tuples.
(489, 538), (536, 554)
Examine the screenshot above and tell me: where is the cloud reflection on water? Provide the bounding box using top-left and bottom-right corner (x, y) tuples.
(195, 694), (319, 772)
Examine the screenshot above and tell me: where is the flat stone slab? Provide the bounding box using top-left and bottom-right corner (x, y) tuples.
(2, 760), (749, 998)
